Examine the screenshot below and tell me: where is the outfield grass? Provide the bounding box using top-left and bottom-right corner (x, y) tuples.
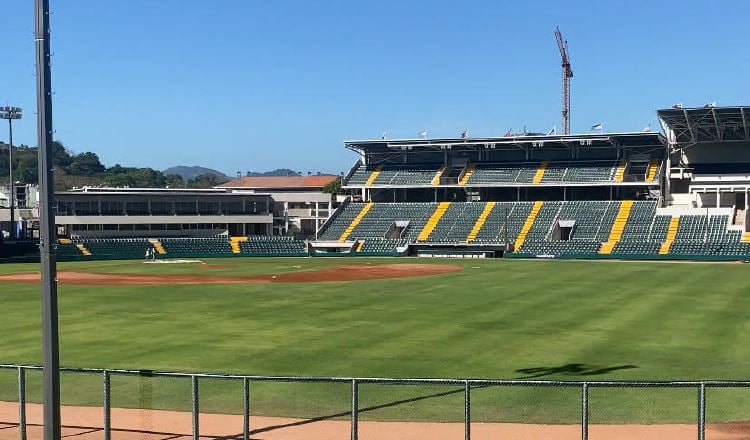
(1, 257), (749, 423)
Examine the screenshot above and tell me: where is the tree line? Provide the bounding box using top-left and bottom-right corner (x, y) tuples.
(0, 141), (224, 189)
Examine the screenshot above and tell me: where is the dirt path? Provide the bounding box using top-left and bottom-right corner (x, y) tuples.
(0, 264), (462, 286)
(0, 401), (748, 440)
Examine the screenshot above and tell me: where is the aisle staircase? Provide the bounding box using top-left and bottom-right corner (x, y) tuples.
(513, 201), (543, 250)
(532, 161), (548, 184)
(149, 239), (166, 255)
(646, 159), (660, 182)
(659, 216), (680, 254)
(339, 202), (374, 242)
(431, 167), (446, 186)
(365, 165), (383, 187)
(417, 202), (451, 241)
(459, 164), (475, 185)
(742, 232), (750, 244)
(466, 202), (496, 242)
(75, 244), (92, 256)
(230, 236), (248, 254)
(599, 200), (633, 254)
(614, 160), (627, 183)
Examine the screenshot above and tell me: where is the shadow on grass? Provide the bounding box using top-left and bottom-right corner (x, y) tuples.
(515, 363), (638, 379)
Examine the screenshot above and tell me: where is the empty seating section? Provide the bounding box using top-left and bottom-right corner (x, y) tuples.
(352, 203), (436, 241)
(317, 200), (750, 258)
(473, 202), (533, 244)
(346, 164), (441, 186)
(83, 239), (154, 259)
(160, 238), (233, 257)
(468, 161), (618, 185)
(55, 243), (88, 259)
(613, 202), (660, 254)
(318, 203), (360, 240)
(357, 238), (407, 255)
(425, 203), (485, 243)
(239, 236), (307, 256)
(469, 162), (539, 184)
(346, 158), (666, 187)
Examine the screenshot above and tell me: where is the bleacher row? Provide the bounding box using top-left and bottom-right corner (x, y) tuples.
(318, 201), (750, 258)
(55, 236), (307, 260)
(346, 160), (659, 186)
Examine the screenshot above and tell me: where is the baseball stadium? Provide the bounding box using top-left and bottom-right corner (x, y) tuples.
(3, 1), (750, 439)
(2, 105), (750, 440)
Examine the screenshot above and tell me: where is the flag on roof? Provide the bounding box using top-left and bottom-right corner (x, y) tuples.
(591, 123), (603, 131)
(461, 129), (469, 139)
(642, 124), (652, 132)
(704, 102), (717, 108)
(672, 103), (683, 109)
(547, 126), (556, 136)
(419, 130), (427, 138)
(504, 129), (513, 137)
(380, 132), (387, 140)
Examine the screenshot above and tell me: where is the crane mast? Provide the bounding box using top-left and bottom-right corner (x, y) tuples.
(555, 27), (573, 135)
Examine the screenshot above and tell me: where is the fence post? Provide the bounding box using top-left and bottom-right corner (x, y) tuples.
(351, 379), (358, 440)
(243, 378), (250, 440)
(464, 380), (471, 440)
(18, 367), (26, 440)
(581, 382), (589, 440)
(698, 383), (706, 440)
(192, 375), (199, 440)
(103, 370), (111, 440)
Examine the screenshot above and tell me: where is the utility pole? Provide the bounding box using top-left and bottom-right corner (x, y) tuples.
(0, 106), (22, 239)
(35, 0), (61, 439)
(555, 27), (573, 135)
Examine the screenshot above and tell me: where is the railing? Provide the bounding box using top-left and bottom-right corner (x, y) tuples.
(2, 364), (748, 440)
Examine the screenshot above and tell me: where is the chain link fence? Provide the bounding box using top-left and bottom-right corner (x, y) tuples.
(1, 364), (748, 440)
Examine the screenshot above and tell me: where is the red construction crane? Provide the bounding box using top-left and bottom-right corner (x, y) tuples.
(555, 27), (573, 135)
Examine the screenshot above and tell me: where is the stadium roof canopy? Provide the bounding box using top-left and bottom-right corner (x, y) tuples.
(657, 106), (750, 145)
(344, 132), (664, 153)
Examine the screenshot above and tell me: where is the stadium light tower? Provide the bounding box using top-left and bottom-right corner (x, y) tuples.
(555, 27), (573, 135)
(0, 106), (22, 239)
(34, 0), (62, 439)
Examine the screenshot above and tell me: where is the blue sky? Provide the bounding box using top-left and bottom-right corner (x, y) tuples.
(2, 0), (748, 176)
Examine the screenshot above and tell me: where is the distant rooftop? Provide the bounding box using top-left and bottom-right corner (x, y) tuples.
(218, 175), (337, 189)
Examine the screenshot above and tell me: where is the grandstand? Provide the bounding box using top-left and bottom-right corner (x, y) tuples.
(3, 106), (750, 262)
(313, 106), (750, 260)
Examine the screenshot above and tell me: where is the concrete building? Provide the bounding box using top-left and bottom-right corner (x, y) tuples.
(218, 175), (341, 237)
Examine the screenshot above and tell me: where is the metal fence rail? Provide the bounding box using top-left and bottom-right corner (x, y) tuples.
(2, 363), (748, 440)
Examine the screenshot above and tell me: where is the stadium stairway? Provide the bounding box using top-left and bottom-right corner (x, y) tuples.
(365, 165), (383, 187)
(513, 201), (543, 250)
(742, 232), (750, 243)
(230, 236), (248, 254)
(339, 202), (374, 242)
(149, 239), (167, 255)
(532, 161), (548, 184)
(599, 200), (633, 254)
(431, 166), (446, 186)
(613, 160), (627, 183)
(646, 159), (660, 182)
(75, 243), (92, 256)
(466, 202), (496, 242)
(659, 216), (681, 254)
(417, 202), (451, 241)
(459, 164), (475, 185)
